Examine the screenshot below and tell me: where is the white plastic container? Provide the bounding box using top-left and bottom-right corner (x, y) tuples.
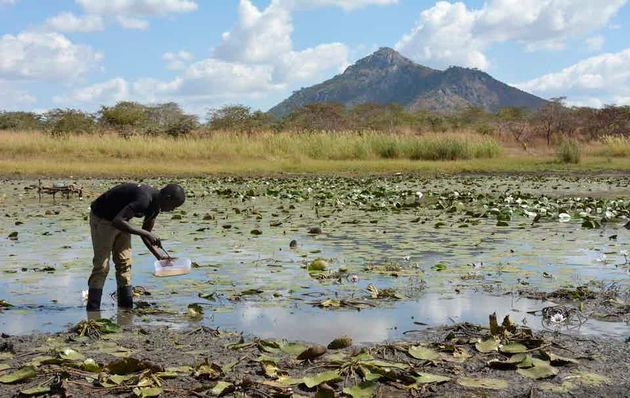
(153, 258), (192, 277)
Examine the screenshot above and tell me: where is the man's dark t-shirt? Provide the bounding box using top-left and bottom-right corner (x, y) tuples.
(91, 183), (160, 221)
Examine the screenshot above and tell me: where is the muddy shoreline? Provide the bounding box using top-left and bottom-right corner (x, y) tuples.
(1, 318), (629, 398)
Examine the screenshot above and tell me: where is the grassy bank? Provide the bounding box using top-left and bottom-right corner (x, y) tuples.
(1, 130), (629, 176)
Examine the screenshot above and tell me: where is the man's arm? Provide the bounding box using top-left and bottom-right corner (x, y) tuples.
(141, 217), (166, 260)
(112, 205), (159, 245)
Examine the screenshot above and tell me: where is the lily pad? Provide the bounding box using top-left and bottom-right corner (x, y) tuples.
(457, 377), (508, 390)
(0, 366), (37, 384)
(412, 372), (451, 384)
(59, 348), (84, 361)
(19, 386), (51, 396)
(499, 342), (528, 354)
(408, 345), (440, 361)
(475, 338), (500, 353)
(342, 381), (378, 398)
(210, 381), (232, 396)
(517, 358), (558, 379)
(133, 387), (163, 397)
(302, 370), (341, 388)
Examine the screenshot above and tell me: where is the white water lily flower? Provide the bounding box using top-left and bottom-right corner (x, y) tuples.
(350, 274), (359, 283)
(550, 313), (565, 323)
(81, 290), (88, 302)
(596, 254), (608, 263)
(605, 210), (614, 219)
(415, 191), (423, 199)
(621, 250), (628, 256)
(579, 211), (588, 217)
(558, 213), (571, 222)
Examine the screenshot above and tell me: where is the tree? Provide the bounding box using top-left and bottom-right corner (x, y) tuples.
(99, 101), (148, 136)
(206, 104), (272, 133)
(44, 109), (96, 136)
(535, 97), (573, 146)
(283, 102), (348, 131)
(145, 102), (198, 137)
(0, 111), (43, 130)
(496, 107), (531, 147)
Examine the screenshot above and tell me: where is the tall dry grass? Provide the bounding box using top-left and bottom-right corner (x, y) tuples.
(0, 130), (501, 162)
(598, 135), (630, 157)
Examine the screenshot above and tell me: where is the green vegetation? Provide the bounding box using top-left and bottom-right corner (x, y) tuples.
(599, 135), (630, 157)
(556, 140), (581, 164)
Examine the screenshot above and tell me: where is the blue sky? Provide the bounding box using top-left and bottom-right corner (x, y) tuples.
(1, 0), (628, 115)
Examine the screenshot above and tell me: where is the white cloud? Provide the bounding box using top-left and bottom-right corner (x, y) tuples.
(76, 0), (197, 17)
(0, 32), (102, 80)
(44, 12), (105, 33)
(162, 51), (194, 70)
(586, 35), (605, 52)
(73, 0), (197, 30)
(287, 0), (398, 10)
(0, 0), (17, 5)
(0, 80), (36, 110)
(516, 48), (630, 107)
(53, 77), (129, 104)
(115, 15), (149, 30)
(396, 0), (627, 70)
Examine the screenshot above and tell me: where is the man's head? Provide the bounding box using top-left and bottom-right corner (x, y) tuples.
(159, 184), (186, 212)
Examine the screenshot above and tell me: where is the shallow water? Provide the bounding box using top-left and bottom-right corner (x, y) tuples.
(1, 176), (628, 342)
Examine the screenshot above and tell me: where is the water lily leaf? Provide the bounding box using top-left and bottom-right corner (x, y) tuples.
(499, 343), (528, 354)
(457, 377), (508, 390)
(194, 361), (223, 380)
(155, 371), (178, 379)
(82, 358), (100, 372)
(0, 366), (37, 384)
(109, 374), (135, 385)
(302, 371), (341, 388)
(19, 386), (50, 396)
(59, 348), (84, 361)
(517, 358), (558, 379)
(540, 351), (579, 365)
(0, 352), (13, 361)
(133, 387), (163, 397)
(308, 259), (329, 272)
(475, 338), (500, 353)
(408, 345), (440, 361)
(278, 341), (307, 356)
(432, 263), (447, 271)
(211, 381), (232, 396)
(361, 359), (408, 370)
(187, 303), (204, 318)
(261, 362), (280, 378)
(488, 354), (530, 369)
(413, 372), (451, 384)
(0, 364), (10, 371)
(342, 381), (378, 398)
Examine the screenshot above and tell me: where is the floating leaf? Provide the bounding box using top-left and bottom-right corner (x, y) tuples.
(59, 348), (84, 361)
(133, 387), (163, 397)
(308, 259), (329, 272)
(0, 366), (37, 384)
(432, 263), (447, 271)
(412, 372), (451, 384)
(361, 359), (408, 370)
(457, 377), (508, 390)
(499, 343), (528, 354)
(342, 381), (378, 398)
(19, 386), (50, 396)
(82, 358), (100, 372)
(475, 338), (499, 353)
(0, 364), (10, 371)
(408, 345), (440, 361)
(210, 381), (232, 396)
(516, 358), (558, 380)
(540, 351), (579, 365)
(302, 370), (341, 388)
(187, 303), (204, 318)
(278, 341), (307, 356)
(0, 352), (13, 361)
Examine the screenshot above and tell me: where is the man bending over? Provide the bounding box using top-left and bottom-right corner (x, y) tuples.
(86, 182), (185, 311)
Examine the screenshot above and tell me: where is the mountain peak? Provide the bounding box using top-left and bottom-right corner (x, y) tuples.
(353, 47), (414, 69)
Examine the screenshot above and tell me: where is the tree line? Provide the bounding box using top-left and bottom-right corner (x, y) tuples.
(1, 99), (628, 144)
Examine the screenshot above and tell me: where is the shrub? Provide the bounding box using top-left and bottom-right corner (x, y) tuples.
(556, 140), (581, 164)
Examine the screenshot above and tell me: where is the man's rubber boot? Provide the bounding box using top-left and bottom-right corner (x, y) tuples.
(86, 288), (102, 311)
(117, 286), (134, 309)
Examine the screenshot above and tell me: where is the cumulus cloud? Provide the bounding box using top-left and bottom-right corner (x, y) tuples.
(516, 48), (630, 107)
(53, 77), (129, 104)
(74, 0), (197, 30)
(396, 0), (627, 70)
(44, 12), (105, 32)
(0, 32), (102, 80)
(162, 51), (194, 70)
(287, 0), (398, 10)
(62, 0), (348, 109)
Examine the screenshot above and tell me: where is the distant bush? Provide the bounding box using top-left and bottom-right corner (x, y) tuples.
(0, 111), (43, 130)
(207, 105), (274, 133)
(44, 109), (96, 137)
(598, 136), (630, 157)
(556, 140), (581, 164)
(99, 101), (148, 136)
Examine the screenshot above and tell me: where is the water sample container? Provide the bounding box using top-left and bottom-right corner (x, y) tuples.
(153, 258), (192, 277)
